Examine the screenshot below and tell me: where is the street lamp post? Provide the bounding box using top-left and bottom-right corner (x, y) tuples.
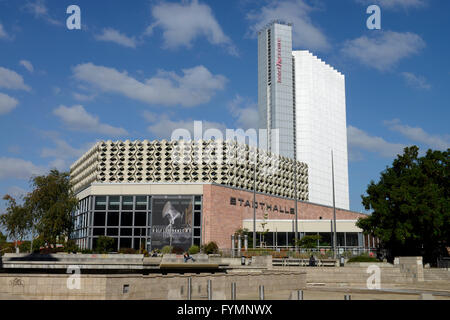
(253, 148), (257, 249)
(331, 150), (337, 259)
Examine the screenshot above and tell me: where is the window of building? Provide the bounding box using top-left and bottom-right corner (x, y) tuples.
(120, 228), (132, 236)
(95, 196), (106, 210)
(121, 212), (133, 226)
(120, 238), (132, 249)
(93, 212), (106, 226)
(346, 233), (359, 247)
(122, 196), (133, 210)
(107, 212), (119, 226)
(93, 228), (105, 236)
(134, 213), (146, 226)
(107, 228), (118, 236)
(135, 196), (147, 210)
(109, 196), (120, 210)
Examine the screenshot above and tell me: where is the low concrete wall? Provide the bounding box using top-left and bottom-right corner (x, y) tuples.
(0, 271), (306, 300)
(395, 257), (424, 282)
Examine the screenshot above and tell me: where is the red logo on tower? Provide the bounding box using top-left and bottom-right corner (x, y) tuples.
(277, 39), (282, 83)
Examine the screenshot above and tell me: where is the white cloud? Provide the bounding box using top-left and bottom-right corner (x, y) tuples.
(0, 92), (19, 115)
(0, 157), (46, 180)
(384, 119), (449, 150)
(341, 31), (425, 71)
(53, 105), (128, 137)
(355, 0), (427, 10)
(41, 133), (96, 171)
(7, 145), (21, 154)
(0, 23), (11, 40)
(52, 86), (61, 95)
(72, 92), (96, 102)
(347, 125), (405, 160)
(228, 95), (259, 130)
(147, 0), (237, 55)
(144, 111), (226, 140)
(0, 67), (31, 91)
(73, 63), (227, 107)
(95, 28), (138, 48)
(19, 60), (34, 73)
(246, 0), (330, 51)
(401, 72), (431, 90)
(6, 186), (28, 199)
(23, 0), (62, 26)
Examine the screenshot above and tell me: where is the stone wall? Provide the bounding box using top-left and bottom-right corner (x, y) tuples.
(0, 271), (306, 300)
(394, 256), (424, 282)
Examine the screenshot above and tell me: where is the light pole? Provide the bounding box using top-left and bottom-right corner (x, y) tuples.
(331, 150), (337, 259)
(253, 148), (257, 249)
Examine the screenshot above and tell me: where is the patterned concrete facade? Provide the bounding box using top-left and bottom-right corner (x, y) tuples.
(70, 139), (309, 201)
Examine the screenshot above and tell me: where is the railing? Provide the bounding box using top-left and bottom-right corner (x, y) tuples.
(221, 247), (377, 259)
(437, 258), (450, 269)
(272, 258), (337, 267)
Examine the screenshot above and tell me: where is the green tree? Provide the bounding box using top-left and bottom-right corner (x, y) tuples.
(0, 195), (31, 244)
(96, 236), (115, 253)
(357, 146), (449, 263)
(25, 170), (78, 248)
(260, 211), (270, 247)
(0, 231), (6, 244)
(202, 241), (219, 254)
(296, 235), (321, 249)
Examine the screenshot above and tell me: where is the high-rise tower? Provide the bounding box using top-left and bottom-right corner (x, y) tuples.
(292, 51), (349, 210)
(258, 22), (350, 210)
(258, 21), (294, 159)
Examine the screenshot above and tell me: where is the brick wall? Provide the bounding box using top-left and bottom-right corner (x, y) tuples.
(202, 184), (366, 248)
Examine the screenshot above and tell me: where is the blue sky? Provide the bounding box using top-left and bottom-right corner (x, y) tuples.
(0, 0), (449, 214)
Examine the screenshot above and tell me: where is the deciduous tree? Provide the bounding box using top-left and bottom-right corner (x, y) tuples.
(357, 146), (449, 264)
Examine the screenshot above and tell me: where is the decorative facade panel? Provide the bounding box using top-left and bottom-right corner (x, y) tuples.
(70, 139), (309, 201)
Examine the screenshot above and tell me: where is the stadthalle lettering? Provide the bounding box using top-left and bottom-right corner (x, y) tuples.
(230, 197), (294, 214)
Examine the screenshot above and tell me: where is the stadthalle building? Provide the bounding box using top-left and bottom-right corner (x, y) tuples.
(69, 21), (374, 253)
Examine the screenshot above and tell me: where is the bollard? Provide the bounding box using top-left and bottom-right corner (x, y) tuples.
(231, 282), (236, 300)
(187, 277), (192, 300)
(207, 280), (212, 300)
(344, 294), (351, 300)
(297, 290), (303, 300)
(259, 285), (264, 300)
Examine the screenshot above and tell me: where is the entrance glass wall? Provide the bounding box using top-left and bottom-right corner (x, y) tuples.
(71, 195), (202, 252)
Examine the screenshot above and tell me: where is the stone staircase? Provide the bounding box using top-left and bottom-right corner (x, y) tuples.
(424, 269), (450, 281)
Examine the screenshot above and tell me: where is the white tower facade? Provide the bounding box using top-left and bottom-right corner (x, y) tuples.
(258, 21), (294, 159)
(292, 50), (349, 210)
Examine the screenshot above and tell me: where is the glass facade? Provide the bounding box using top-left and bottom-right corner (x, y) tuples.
(252, 231), (363, 248)
(70, 195), (202, 252)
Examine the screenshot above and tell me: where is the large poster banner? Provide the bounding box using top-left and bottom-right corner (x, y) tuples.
(151, 197), (193, 250)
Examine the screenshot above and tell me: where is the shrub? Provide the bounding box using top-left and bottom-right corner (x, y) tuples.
(19, 241), (31, 253)
(96, 236), (115, 253)
(188, 245), (200, 255)
(118, 248), (137, 254)
(81, 249), (93, 254)
(31, 237), (46, 253)
(295, 235), (321, 249)
(202, 241), (219, 254)
(64, 240), (79, 253)
(161, 246), (173, 254)
(347, 254), (380, 263)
